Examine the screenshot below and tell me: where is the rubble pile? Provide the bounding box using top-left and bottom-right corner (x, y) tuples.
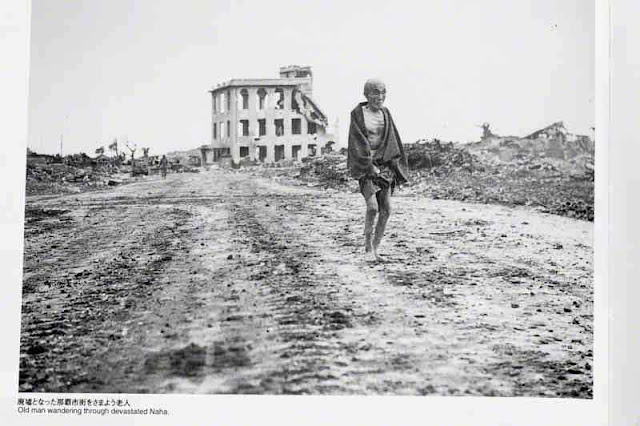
(170, 164), (200, 174)
(404, 166), (593, 221)
(24, 147), (204, 195)
(269, 128), (593, 221)
(25, 161), (127, 195)
(405, 140), (477, 175)
(296, 153), (352, 189)
(401, 140), (594, 221)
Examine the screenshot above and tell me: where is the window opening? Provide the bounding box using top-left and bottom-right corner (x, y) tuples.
(274, 119), (284, 136)
(240, 89), (249, 110)
(292, 145), (301, 160)
(307, 122), (317, 134)
(292, 118), (301, 135)
(274, 145), (285, 162)
(275, 88), (284, 110)
(239, 120), (249, 137)
(258, 88), (267, 110)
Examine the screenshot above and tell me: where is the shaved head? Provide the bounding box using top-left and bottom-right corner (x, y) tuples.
(364, 79), (386, 96)
(363, 79), (386, 111)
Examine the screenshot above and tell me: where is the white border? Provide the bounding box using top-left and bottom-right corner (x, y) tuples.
(608, 0), (640, 424)
(0, 0), (30, 424)
(0, 0), (611, 424)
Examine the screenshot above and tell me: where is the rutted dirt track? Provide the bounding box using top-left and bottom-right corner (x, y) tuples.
(19, 170), (593, 397)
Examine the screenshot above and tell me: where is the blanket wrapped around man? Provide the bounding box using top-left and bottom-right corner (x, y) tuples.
(347, 102), (409, 200)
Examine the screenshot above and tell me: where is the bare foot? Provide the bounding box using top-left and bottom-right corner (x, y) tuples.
(372, 248), (385, 263)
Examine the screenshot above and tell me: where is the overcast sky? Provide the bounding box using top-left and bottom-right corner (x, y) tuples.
(27, 0), (594, 155)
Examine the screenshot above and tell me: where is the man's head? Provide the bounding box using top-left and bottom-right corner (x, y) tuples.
(364, 79), (386, 111)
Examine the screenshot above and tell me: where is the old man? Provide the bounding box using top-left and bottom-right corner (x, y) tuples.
(347, 79), (409, 261)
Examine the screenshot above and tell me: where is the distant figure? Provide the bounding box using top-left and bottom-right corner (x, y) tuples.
(159, 155), (168, 179)
(347, 79), (409, 262)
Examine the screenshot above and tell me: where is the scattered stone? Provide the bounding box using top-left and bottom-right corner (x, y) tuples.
(26, 345), (47, 355)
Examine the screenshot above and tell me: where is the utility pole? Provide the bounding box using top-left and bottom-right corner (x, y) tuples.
(60, 114), (68, 157)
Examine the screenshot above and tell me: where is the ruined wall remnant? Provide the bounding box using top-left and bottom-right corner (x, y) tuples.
(479, 123), (496, 140)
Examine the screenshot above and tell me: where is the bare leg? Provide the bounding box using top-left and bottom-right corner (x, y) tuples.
(372, 187), (392, 261)
(364, 195), (378, 254)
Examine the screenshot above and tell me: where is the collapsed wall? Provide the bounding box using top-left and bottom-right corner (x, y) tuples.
(465, 121), (594, 174)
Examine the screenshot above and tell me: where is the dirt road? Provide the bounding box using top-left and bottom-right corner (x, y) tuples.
(19, 170), (593, 397)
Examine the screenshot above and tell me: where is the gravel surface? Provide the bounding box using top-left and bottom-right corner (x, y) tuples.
(20, 169), (593, 397)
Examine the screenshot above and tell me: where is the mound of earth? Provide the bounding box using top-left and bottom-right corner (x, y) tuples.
(296, 153), (352, 189)
(281, 121), (594, 221)
(401, 123), (594, 221)
(25, 151), (138, 195)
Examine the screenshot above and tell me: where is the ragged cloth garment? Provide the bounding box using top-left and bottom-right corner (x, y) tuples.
(347, 102), (409, 200)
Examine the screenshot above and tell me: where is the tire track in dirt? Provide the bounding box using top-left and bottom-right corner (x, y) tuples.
(217, 177), (458, 395)
(20, 176), (206, 392)
(241, 181), (593, 397)
(140, 177), (386, 394)
(134, 175), (448, 395)
(19, 170), (593, 397)
(313, 193), (593, 397)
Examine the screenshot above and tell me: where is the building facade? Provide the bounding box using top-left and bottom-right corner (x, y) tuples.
(202, 66), (337, 165)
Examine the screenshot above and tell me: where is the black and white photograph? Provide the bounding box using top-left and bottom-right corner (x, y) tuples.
(3, 0), (612, 423)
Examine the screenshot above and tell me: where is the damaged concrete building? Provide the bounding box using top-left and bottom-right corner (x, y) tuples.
(201, 65), (337, 165)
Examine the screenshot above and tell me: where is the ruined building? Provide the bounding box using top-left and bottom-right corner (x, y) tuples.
(201, 65), (337, 165)
(468, 121), (594, 162)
